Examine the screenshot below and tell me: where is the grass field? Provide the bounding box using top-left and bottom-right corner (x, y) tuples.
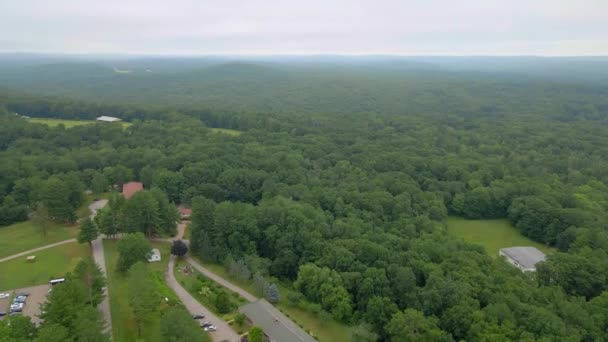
(0, 221), (79, 259)
(446, 216), (554, 256)
(104, 240), (184, 342)
(0, 242), (90, 291)
(28, 118), (131, 128)
(194, 258), (352, 342)
(210, 128), (241, 136)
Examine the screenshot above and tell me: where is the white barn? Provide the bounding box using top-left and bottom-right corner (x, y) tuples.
(96, 116), (121, 122)
(499, 246), (546, 272)
(147, 248), (161, 263)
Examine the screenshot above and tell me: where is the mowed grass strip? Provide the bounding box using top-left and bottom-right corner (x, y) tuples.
(193, 257), (352, 342)
(28, 117), (132, 128)
(0, 221), (79, 258)
(446, 216), (555, 257)
(103, 240), (178, 342)
(0, 242), (90, 291)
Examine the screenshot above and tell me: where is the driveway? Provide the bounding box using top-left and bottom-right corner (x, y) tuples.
(165, 255), (241, 342)
(89, 199), (112, 337)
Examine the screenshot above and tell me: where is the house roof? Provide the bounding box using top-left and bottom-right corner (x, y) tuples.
(122, 182), (144, 199)
(179, 207), (192, 215)
(500, 246), (546, 269)
(240, 299), (316, 342)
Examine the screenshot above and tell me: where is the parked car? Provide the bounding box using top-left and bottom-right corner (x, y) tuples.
(13, 297), (26, 303)
(204, 325), (217, 332)
(192, 314), (205, 319)
(0, 311), (6, 316)
(0, 293), (9, 299)
(200, 322), (213, 328)
(16, 292), (29, 297)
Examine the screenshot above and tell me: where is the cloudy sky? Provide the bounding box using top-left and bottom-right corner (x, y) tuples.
(0, 0), (606, 56)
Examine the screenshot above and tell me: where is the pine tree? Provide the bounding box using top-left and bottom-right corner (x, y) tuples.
(78, 217), (99, 246)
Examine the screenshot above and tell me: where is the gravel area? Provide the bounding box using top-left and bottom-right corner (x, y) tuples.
(0, 284), (49, 325)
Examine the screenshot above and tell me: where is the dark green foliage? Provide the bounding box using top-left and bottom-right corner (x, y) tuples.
(77, 217), (99, 245)
(171, 239), (188, 257)
(1, 60), (608, 340)
(128, 262), (160, 337)
(72, 257), (106, 307)
(214, 291), (233, 314)
(160, 307), (208, 342)
(248, 327), (264, 342)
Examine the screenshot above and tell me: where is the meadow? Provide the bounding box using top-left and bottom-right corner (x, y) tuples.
(446, 216), (554, 257)
(0, 221), (79, 259)
(0, 242), (90, 291)
(28, 117), (131, 128)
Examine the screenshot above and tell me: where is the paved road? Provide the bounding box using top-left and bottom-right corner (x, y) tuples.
(0, 239), (76, 263)
(186, 257), (258, 303)
(89, 200), (113, 338)
(166, 255), (241, 342)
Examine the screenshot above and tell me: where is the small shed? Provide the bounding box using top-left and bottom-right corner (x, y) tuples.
(122, 181), (144, 199)
(148, 248), (161, 263)
(179, 207), (192, 220)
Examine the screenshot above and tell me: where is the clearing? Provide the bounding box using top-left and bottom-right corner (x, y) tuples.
(0, 221), (78, 259)
(210, 128), (241, 136)
(0, 242), (89, 291)
(28, 117), (131, 128)
(103, 240), (178, 342)
(446, 216), (554, 257)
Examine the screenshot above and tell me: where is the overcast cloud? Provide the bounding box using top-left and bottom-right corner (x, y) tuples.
(0, 0), (606, 55)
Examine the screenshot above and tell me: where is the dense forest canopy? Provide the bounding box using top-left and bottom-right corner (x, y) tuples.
(1, 56), (608, 341)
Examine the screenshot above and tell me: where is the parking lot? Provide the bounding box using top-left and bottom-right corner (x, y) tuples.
(0, 284), (50, 325)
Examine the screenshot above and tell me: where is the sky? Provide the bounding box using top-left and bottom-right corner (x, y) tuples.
(0, 0), (606, 56)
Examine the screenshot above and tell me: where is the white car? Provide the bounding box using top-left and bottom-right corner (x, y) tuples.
(0, 293), (9, 299)
(204, 325), (217, 332)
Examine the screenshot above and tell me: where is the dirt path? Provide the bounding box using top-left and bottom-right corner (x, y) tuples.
(185, 257), (258, 303)
(166, 255), (241, 342)
(0, 239), (76, 263)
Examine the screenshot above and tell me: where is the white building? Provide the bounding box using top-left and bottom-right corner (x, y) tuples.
(147, 248), (161, 263)
(499, 246), (546, 272)
(96, 116), (121, 122)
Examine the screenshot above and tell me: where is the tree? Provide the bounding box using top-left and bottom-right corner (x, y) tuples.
(266, 283), (280, 303)
(116, 233), (152, 273)
(73, 306), (110, 342)
(32, 202), (51, 237)
(35, 324), (72, 342)
(128, 262), (160, 337)
(72, 258), (106, 307)
(160, 307), (207, 342)
(42, 177), (76, 222)
(171, 239), (188, 257)
(91, 172), (109, 194)
(122, 191), (161, 237)
(78, 217), (99, 246)
(0, 315), (37, 341)
(214, 291), (233, 314)
(386, 309), (447, 342)
(248, 327), (264, 342)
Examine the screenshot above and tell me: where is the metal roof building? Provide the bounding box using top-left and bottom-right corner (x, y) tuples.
(499, 246), (546, 272)
(239, 299), (317, 342)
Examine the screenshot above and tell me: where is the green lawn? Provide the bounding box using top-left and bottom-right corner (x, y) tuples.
(446, 216), (555, 257)
(193, 257), (352, 342)
(104, 240), (190, 342)
(28, 118), (131, 128)
(0, 221), (79, 258)
(210, 128), (241, 136)
(0, 242), (90, 291)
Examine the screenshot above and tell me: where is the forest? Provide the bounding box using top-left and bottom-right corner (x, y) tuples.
(1, 57), (608, 341)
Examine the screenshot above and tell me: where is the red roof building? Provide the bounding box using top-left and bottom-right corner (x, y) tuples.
(179, 207), (192, 219)
(122, 181), (144, 199)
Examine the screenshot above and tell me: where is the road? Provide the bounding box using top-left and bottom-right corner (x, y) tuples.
(166, 255), (241, 342)
(0, 239), (76, 263)
(185, 257), (257, 303)
(89, 200), (113, 338)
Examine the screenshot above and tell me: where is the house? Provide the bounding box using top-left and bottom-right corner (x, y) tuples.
(179, 207), (192, 220)
(239, 299), (317, 342)
(499, 246), (546, 272)
(122, 182), (144, 199)
(147, 248), (161, 262)
(96, 116), (121, 122)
